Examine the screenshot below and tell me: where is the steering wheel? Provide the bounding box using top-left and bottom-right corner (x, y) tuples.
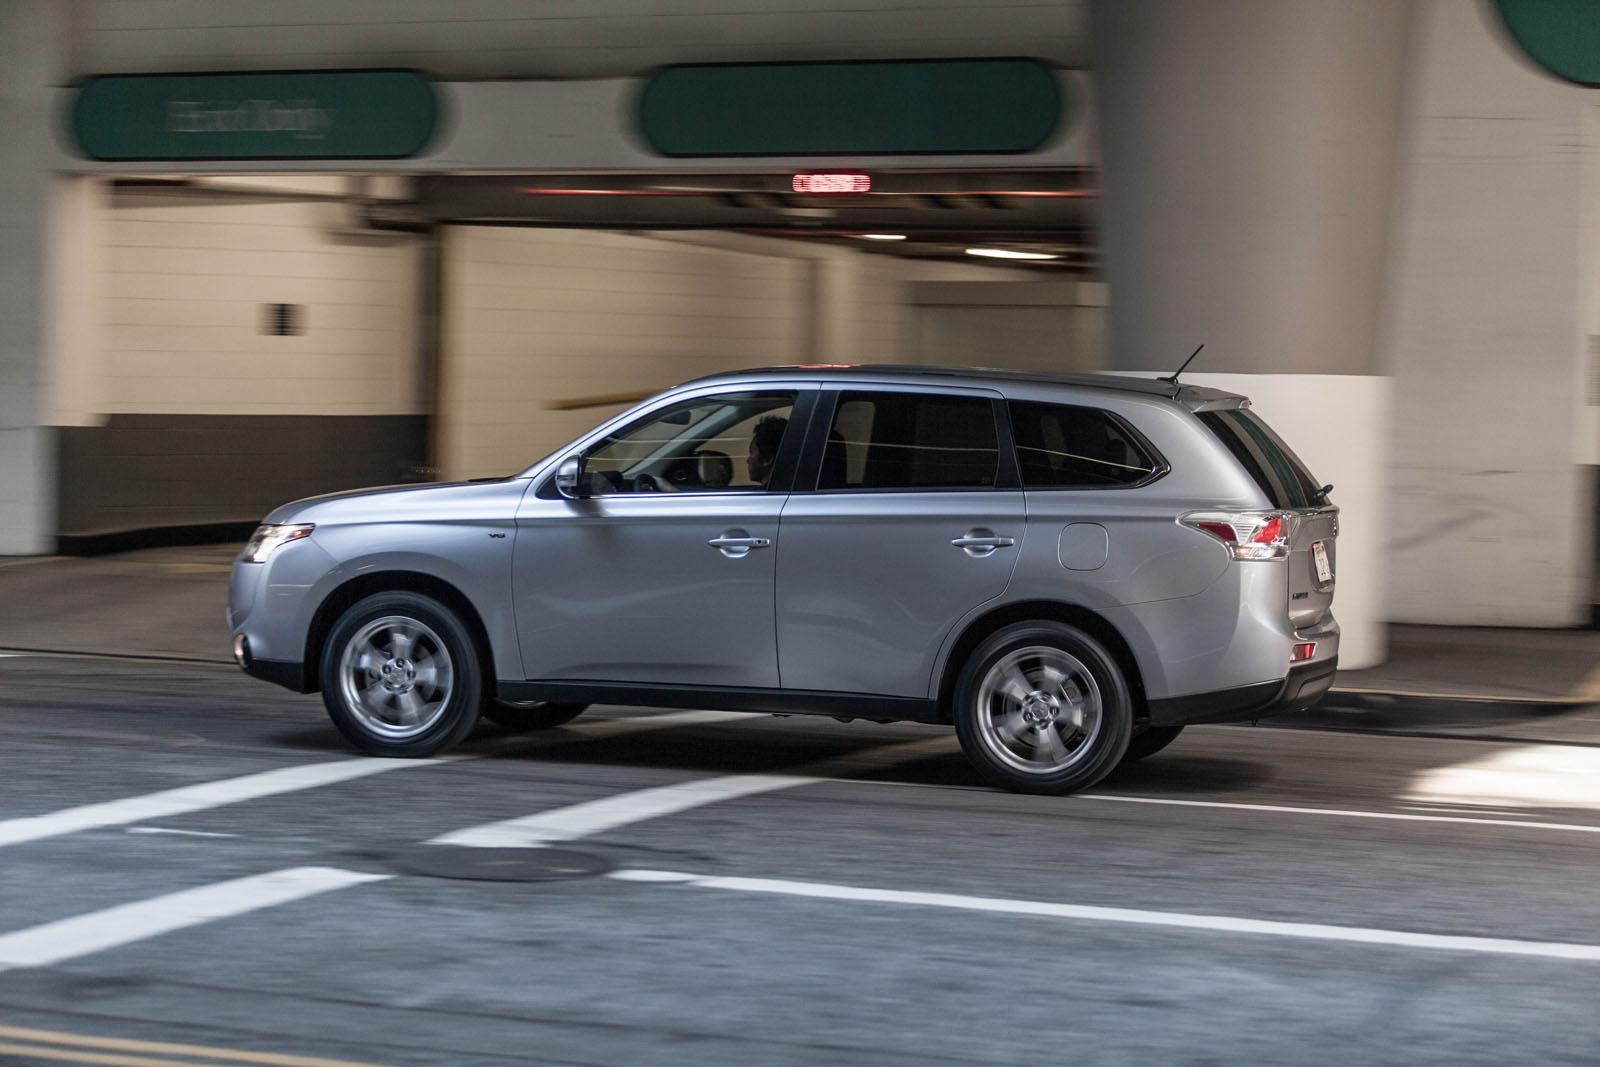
(632, 473), (664, 493)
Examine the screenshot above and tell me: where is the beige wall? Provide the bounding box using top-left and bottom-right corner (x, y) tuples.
(98, 193), (423, 417)
(910, 279), (1108, 373)
(439, 227), (811, 479)
(437, 227), (1043, 479)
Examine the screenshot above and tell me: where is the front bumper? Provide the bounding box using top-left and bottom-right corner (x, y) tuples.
(233, 632), (314, 692)
(228, 537), (339, 694)
(1146, 656), (1338, 728)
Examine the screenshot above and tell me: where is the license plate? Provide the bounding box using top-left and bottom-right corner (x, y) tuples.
(1312, 540), (1333, 584)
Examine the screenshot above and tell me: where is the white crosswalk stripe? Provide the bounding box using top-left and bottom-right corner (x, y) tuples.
(0, 709), (741, 849)
(0, 867), (388, 972)
(431, 735), (956, 848)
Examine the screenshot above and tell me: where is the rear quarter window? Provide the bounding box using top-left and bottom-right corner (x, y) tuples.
(1008, 401), (1164, 489)
(1197, 408), (1324, 508)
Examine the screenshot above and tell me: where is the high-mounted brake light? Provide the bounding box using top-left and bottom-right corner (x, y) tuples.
(1180, 511), (1295, 560)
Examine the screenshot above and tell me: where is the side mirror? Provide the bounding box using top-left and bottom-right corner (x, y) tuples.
(554, 454), (586, 499)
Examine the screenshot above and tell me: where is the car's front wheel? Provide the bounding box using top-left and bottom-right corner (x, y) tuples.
(953, 621), (1133, 795)
(319, 591), (483, 757)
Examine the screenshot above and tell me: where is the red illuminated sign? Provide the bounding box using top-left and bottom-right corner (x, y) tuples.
(792, 173), (871, 194)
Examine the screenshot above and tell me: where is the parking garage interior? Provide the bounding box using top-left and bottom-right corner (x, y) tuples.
(53, 167), (1108, 540)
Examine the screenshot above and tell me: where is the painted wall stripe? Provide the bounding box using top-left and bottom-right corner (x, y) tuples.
(608, 869), (1600, 962)
(0, 709), (738, 850)
(0, 867), (388, 972)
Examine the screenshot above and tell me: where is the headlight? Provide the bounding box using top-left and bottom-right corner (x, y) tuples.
(242, 523), (314, 563)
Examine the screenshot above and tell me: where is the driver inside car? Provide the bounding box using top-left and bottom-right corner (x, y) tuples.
(746, 415), (787, 487)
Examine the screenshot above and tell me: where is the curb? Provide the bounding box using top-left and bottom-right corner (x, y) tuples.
(1264, 687), (1600, 746)
(0, 646), (234, 667)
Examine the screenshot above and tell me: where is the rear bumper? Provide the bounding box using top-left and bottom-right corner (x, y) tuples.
(1146, 657), (1338, 727)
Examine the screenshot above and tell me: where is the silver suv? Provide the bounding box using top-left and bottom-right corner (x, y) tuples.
(229, 366), (1338, 795)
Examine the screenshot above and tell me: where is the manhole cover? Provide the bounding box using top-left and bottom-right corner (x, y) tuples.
(388, 845), (613, 882)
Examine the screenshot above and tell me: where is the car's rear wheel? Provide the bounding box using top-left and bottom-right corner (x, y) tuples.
(953, 621), (1132, 795)
(1122, 724), (1184, 763)
(319, 591), (483, 757)
(482, 700), (588, 731)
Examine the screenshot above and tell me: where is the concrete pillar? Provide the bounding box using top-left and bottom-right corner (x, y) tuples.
(45, 178), (107, 429)
(0, 0), (63, 554)
(1091, 0), (1412, 667)
(1383, 0), (1591, 627)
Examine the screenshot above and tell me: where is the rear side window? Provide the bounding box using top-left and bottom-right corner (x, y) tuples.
(1198, 408), (1323, 508)
(819, 391), (999, 490)
(1009, 401), (1163, 488)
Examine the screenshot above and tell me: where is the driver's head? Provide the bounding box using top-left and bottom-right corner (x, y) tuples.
(747, 415), (787, 485)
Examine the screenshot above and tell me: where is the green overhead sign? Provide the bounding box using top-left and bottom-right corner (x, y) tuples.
(71, 70), (439, 161)
(639, 59), (1062, 157)
(1495, 0), (1600, 86)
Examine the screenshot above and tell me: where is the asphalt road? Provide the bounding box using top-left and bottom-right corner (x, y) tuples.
(1, 652), (1597, 1067)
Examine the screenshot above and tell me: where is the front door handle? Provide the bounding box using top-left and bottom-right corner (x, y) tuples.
(952, 530), (1016, 557)
(709, 530), (771, 558)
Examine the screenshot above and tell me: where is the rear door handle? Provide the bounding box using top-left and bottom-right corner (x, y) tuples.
(952, 530), (1016, 557)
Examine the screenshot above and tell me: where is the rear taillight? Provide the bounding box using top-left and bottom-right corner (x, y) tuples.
(1180, 510), (1296, 561)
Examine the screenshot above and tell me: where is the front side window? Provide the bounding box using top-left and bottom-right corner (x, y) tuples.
(1009, 401), (1163, 488)
(583, 391), (796, 495)
(818, 391), (999, 491)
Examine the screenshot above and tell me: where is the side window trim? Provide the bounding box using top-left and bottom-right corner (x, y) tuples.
(1007, 400), (1169, 492)
(992, 396), (1023, 491)
(794, 384), (1010, 495)
(791, 388), (840, 495)
(763, 389), (816, 495)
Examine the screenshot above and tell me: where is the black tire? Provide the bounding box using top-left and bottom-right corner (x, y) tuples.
(319, 591), (484, 757)
(1121, 724), (1184, 763)
(483, 700), (589, 731)
(953, 621), (1133, 795)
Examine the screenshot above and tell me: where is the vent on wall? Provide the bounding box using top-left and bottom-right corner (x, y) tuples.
(264, 303), (304, 337)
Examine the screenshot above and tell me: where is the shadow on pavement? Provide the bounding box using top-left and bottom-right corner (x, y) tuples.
(1101, 754), (1274, 793)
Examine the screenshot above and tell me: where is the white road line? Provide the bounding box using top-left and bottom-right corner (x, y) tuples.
(431, 735), (955, 848)
(818, 775), (1600, 836)
(1076, 792), (1600, 834)
(0, 867), (388, 972)
(608, 869), (1600, 962)
(1397, 805), (1541, 818)
(124, 826), (239, 839)
(0, 709), (740, 850)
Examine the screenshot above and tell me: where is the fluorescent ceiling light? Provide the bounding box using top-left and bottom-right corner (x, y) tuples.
(857, 233), (907, 241)
(965, 247), (1060, 260)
